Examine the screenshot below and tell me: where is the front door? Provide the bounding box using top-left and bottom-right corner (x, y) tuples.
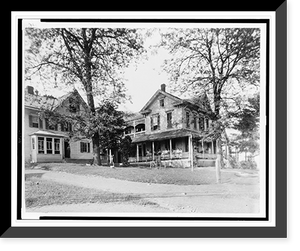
(64, 140), (70, 158)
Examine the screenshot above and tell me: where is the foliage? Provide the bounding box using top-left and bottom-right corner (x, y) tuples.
(119, 136), (133, 167)
(239, 160), (257, 170)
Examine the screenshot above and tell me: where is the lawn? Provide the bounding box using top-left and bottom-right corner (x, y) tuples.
(25, 175), (141, 208)
(34, 163), (257, 186)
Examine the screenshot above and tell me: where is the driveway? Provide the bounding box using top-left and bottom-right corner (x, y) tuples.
(25, 169), (260, 214)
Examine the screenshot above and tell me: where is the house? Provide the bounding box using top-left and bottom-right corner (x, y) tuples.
(24, 86), (93, 163)
(121, 84), (217, 168)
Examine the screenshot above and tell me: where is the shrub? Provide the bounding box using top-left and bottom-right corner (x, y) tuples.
(239, 160), (257, 170)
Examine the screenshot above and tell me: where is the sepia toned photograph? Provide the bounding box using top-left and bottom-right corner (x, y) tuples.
(21, 19), (267, 219)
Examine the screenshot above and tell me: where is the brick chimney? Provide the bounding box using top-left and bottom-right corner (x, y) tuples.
(161, 84), (166, 92)
(26, 86), (34, 95)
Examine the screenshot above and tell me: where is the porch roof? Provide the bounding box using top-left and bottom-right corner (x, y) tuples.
(131, 129), (203, 143)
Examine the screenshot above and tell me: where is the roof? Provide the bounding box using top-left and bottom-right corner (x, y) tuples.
(131, 129), (206, 143)
(30, 130), (66, 138)
(139, 88), (212, 114)
(24, 88), (89, 111)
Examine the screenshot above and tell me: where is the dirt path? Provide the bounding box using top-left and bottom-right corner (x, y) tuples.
(26, 169), (260, 214)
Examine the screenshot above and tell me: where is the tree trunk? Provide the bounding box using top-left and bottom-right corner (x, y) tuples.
(92, 132), (101, 166)
(215, 138), (222, 183)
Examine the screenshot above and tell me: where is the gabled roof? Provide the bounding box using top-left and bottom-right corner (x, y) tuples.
(139, 88), (212, 114)
(139, 89), (182, 113)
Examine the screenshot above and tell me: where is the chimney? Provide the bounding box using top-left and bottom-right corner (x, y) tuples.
(26, 86), (34, 95)
(161, 84), (166, 92)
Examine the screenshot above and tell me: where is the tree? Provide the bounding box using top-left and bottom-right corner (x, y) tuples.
(231, 94), (260, 161)
(161, 28), (260, 173)
(119, 136), (133, 167)
(25, 28), (144, 165)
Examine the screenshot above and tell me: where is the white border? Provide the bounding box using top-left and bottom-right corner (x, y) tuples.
(11, 11), (276, 228)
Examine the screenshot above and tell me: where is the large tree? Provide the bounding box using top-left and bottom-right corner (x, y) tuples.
(25, 28), (143, 165)
(161, 28), (260, 175)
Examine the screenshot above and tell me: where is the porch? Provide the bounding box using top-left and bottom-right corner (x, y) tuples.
(127, 129), (217, 168)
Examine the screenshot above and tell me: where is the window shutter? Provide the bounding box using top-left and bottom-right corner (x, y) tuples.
(80, 142), (83, 153)
(39, 118), (43, 129)
(157, 115), (160, 129)
(29, 115), (33, 127)
(45, 119), (49, 129)
(150, 117), (153, 131)
(88, 143), (90, 153)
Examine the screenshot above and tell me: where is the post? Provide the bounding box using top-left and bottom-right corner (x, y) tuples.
(152, 141), (155, 161)
(202, 139), (204, 159)
(136, 144), (139, 162)
(212, 140), (214, 154)
(189, 135), (194, 171)
(109, 148), (112, 166)
(169, 139), (172, 159)
(215, 139), (221, 183)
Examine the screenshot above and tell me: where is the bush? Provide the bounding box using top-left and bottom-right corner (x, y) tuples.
(239, 160), (257, 170)
(225, 156), (239, 169)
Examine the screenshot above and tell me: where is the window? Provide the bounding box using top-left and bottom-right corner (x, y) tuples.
(54, 139), (60, 154)
(159, 99), (164, 107)
(46, 138), (53, 154)
(186, 111), (190, 128)
(69, 97), (80, 113)
(194, 114), (197, 130)
(38, 137), (44, 154)
(199, 116), (204, 130)
(29, 115), (43, 128)
(61, 122), (72, 132)
(205, 118), (209, 130)
(29, 115), (39, 128)
(151, 114), (160, 131)
(80, 142), (90, 153)
(167, 112), (172, 128)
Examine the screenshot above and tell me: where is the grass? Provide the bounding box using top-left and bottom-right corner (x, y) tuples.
(34, 163), (252, 185)
(25, 175), (141, 208)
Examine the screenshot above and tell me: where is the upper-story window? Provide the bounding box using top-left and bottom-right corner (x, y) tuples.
(167, 112), (172, 129)
(193, 114), (197, 130)
(186, 111), (190, 128)
(199, 116), (204, 130)
(29, 114), (43, 129)
(151, 114), (160, 131)
(69, 97), (80, 113)
(159, 99), (164, 107)
(60, 122), (72, 132)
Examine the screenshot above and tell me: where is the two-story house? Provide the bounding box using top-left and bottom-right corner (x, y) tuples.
(123, 84), (217, 168)
(24, 86), (93, 163)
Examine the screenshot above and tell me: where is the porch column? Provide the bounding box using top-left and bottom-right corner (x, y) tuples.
(169, 139), (172, 159)
(136, 144), (139, 162)
(152, 141), (155, 160)
(189, 135), (194, 171)
(52, 138), (55, 154)
(109, 149), (112, 165)
(43, 137), (46, 154)
(211, 140), (214, 154)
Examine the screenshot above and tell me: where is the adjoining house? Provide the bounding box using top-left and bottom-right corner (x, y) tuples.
(121, 84), (217, 168)
(24, 86), (93, 163)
